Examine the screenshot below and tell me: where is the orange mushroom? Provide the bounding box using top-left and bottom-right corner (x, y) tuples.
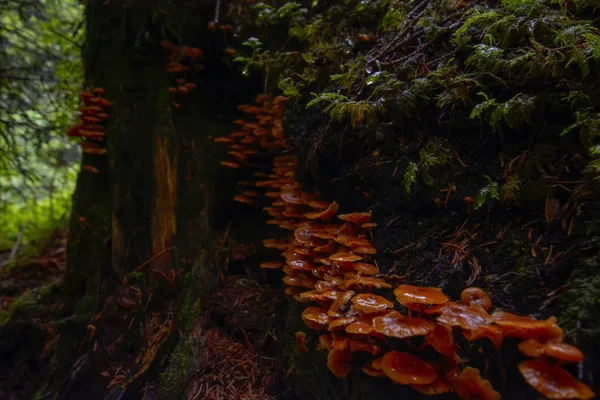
(295, 331), (309, 353)
(329, 252), (362, 262)
(464, 197), (474, 214)
(491, 310), (563, 342)
(327, 348), (353, 378)
(351, 294), (393, 314)
(518, 339), (584, 363)
(381, 351), (438, 385)
(425, 323), (455, 356)
(338, 210), (372, 225)
(302, 307), (331, 330)
(460, 287), (492, 311)
(305, 201), (339, 221)
(519, 359), (594, 399)
(352, 262), (378, 275)
(394, 284), (449, 312)
(362, 358), (386, 378)
(82, 165), (100, 174)
(462, 325), (503, 348)
(453, 367), (501, 400)
(220, 160), (240, 168)
(424, 302), (492, 330)
(543, 342), (584, 363)
(346, 314), (379, 335)
(233, 195), (253, 205)
(328, 290), (355, 317)
(373, 310), (434, 339)
(344, 276), (391, 289)
(260, 261), (284, 269)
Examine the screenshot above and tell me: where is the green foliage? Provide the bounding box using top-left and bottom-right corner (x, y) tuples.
(254, 1), (308, 34)
(0, 0), (83, 252)
(471, 92), (536, 130)
(380, 2), (407, 32)
(403, 139), (453, 194)
(403, 162), (418, 194)
(473, 175), (500, 210)
(306, 92), (384, 127)
(330, 57), (368, 93)
(233, 37), (266, 74)
(500, 174), (521, 205)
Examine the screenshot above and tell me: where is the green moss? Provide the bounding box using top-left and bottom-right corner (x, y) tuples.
(158, 334), (198, 392)
(0, 289), (37, 326)
(158, 253), (217, 396)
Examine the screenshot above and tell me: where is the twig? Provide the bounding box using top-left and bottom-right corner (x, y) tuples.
(135, 247), (175, 272)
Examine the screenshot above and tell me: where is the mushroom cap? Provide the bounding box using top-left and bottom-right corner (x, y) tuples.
(518, 338), (546, 358)
(327, 348), (353, 378)
(543, 342), (584, 363)
(351, 245), (377, 255)
(344, 276), (391, 289)
(346, 315), (378, 335)
(424, 301), (492, 330)
(281, 191), (304, 205)
(411, 377), (453, 395)
(300, 289), (341, 302)
(426, 323), (455, 356)
(463, 325), (504, 348)
(295, 331), (309, 353)
(352, 262), (378, 275)
(381, 351), (438, 385)
(349, 340), (380, 355)
(491, 310), (564, 342)
(306, 199), (331, 210)
(519, 359), (595, 399)
(220, 160), (240, 168)
(338, 210), (372, 225)
(302, 307), (331, 330)
(373, 310), (434, 339)
(351, 294), (393, 314)
(305, 201), (339, 221)
(329, 252), (362, 262)
(314, 241), (336, 253)
(328, 290), (355, 317)
(316, 334), (333, 351)
(213, 136), (235, 143)
(233, 195), (253, 205)
(286, 257), (315, 271)
(260, 261), (284, 269)
(453, 367), (501, 400)
(82, 165), (100, 174)
(329, 315), (358, 331)
(460, 287), (492, 311)
(362, 361), (386, 378)
(540, 339), (584, 363)
(394, 284), (449, 307)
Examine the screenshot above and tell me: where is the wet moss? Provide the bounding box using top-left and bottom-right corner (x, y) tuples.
(0, 290), (36, 326)
(158, 254), (217, 397)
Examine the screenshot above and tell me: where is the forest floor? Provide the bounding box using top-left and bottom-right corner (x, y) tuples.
(0, 231), (66, 399)
(0, 229), (300, 400)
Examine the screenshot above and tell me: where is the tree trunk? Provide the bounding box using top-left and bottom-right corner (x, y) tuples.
(41, 1), (260, 398)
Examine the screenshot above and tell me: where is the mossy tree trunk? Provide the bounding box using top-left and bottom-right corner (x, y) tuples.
(64, 0), (179, 321)
(39, 1), (264, 398)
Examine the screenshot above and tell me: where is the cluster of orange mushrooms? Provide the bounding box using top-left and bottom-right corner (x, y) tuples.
(214, 94), (595, 399)
(66, 87), (111, 173)
(160, 40), (204, 109)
